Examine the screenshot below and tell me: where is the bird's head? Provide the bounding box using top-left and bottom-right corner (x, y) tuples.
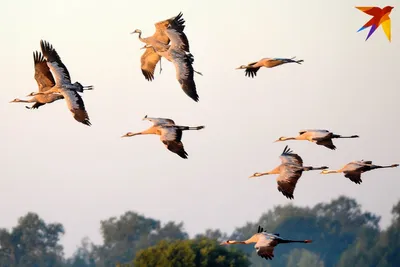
(9, 98), (21, 103)
(220, 240), (233, 245)
(249, 172), (264, 178)
(142, 115), (148, 121)
(121, 132), (138, 138)
(384, 6), (394, 13)
(274, 136), (286, 143)
(131, 29), (142, 34)
(235, 65), (247, 70)
(391, 164), (399, 168)
(26, 92), (36, 97)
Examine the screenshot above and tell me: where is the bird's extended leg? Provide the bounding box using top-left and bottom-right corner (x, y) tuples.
(159, 57), (163, 74)
(83, 85), (94, 90)
(194, 69), (203, 76)
(174, 125), (205, 131)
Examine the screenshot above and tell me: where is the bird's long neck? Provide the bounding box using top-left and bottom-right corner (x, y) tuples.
(229, 235), (259, 245)
(303, 166), (328, 171)
(132, 127), (158, 136)
(13, 98), (34, 103)
(281, 136), (299, 141)
(322, 169), (340, 174)
(268, 166), (281, 175)
(252, 167), (279, 177)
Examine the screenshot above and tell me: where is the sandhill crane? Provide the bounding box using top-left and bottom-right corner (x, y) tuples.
(140, 16), (202, 102)
(249, 146), (328, 199)
(275, 129), (359, 150)
(236, 57), (304, 78)
(9, 51), (64, 109)
(121, 115), (205, 159)
(220, 225), (312, 261)
(131, 12), (189, 81)
(30, 40), (92, 126)
(321, 160), (399, 184)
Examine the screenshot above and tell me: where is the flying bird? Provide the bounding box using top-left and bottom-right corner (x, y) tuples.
(220, 225), (312, 261)
(131, 12), (189, 81)
(140, 14), (202, 102)
(274, 129), (359, 150)
(9, 51), (81, 110)
(30, 40), (93, 126)
(236, 57), (303, 78)
(121, 115), (205, 159)
(321, 160), (399, 184)
(249, 146), (328, 199)
(356, 6), (394, 42)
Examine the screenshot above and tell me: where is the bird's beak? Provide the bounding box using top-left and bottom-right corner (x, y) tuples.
(235, 67), (241, 70)
(249, 174), (256, 178)
(121, 134), (129, 138)
(220, 241), (228, 245)
(140, 46), (147, 50)
(9, 100), (15, 103)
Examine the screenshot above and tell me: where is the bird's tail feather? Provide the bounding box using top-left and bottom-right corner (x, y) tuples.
(332, 134), (359, 139)
(303, 166), (328, 171)
(175, 125), (205, 131)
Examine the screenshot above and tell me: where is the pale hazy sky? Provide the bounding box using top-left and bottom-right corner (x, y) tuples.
(1, 0), (399, 257)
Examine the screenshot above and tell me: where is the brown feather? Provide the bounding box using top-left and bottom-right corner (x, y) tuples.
(140, 48), (162, 81)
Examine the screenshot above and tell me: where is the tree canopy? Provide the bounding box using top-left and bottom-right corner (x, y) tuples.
(1, 196), (400, 267)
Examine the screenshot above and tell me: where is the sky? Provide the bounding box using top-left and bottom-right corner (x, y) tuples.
(0, 0), (399, 258)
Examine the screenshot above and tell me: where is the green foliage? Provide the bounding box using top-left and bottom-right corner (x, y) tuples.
(2, 197), (400, 267)
(0, 212), (65, 267)
(133, 238), (250, 267)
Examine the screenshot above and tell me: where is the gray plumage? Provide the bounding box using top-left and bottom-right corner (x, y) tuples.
(31, 40), (92, 126)
(275, 129), (359, 150)
(121, 115), (205, 159)
(249, 146), (328, 199)
(220, 225), (312, 261)
(321, 160), (399, 184)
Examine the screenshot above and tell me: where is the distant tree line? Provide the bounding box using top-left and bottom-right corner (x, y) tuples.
(0, 196), (399, 267)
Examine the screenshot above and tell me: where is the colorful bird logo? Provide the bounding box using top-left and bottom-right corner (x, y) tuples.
(356, 6), (394, 42)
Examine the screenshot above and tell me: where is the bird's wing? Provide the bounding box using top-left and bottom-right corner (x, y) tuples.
(279, 145), (303, 166)
(170, 51), (199, 102)
(245, 67), (260, 78)
(40, 40), (71, 86)
(33, 51), (56, 92)
(315, 139), (336, 150)
(160, 126), (188, 159)
(60, 89), (91, 126)
(146, 117), (176, 126)
(153, 12), (187, 46)
(140, 47), (161, 81)
(381, 14), (391, 41)
(299, 129), (329, 135)
(165, 23), (190, 52)
(255, 235), (276, 261)
(356, 7), (382, 16)
(276, 165), (303, 199)
(344, 171), (363, 184)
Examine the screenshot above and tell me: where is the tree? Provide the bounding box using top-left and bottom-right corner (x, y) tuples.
(90, 211), (188, 266)
(133, 238), (250, 267)
(0, 212), (64, 267)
